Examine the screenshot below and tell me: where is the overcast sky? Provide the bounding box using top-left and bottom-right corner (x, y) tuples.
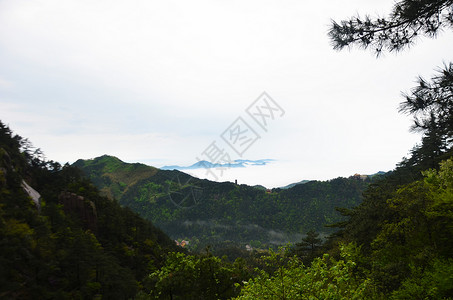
(1, 0), (452, 188)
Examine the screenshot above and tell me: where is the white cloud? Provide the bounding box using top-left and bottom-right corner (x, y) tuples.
(0, 77), (14, 89)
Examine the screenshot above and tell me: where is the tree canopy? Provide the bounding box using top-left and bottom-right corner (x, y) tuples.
(329, 0), (453, 54)
(400, 62), (453, 142)
(0, 121), (179, 298)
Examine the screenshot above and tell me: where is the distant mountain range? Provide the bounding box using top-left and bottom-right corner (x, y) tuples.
(161, 159), (274, 170)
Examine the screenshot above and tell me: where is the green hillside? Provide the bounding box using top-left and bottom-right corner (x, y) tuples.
(0, 122), (179, 299)
(73, 155), (159, 200)
(73, 155), (376, 250)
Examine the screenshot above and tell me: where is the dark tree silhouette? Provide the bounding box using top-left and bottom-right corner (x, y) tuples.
(400, 63), (453, 142)
(329, 0), (453, 54)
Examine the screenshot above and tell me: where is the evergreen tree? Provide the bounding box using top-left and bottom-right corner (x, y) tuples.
(400, 63), (453, 151)
(326, 1), (453, 296)
(329, 0), (453, 54)
(294, 230), (322, 253)
(328, 0), (453, 252)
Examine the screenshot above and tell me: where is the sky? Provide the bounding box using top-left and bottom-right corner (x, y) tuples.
(1, 0), (452, 188)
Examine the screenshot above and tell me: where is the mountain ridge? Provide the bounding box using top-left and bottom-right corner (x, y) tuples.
(73, 154), (378, 250)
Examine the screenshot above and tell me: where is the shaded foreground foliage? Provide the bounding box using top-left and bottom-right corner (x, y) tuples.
(0, 121), (178, 299)
(235, 243), (377, 299)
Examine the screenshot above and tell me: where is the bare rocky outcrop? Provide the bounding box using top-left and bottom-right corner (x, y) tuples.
(21, 180), (41, 211)
(0, 148), (41, 210)
(59, 191), (98, 232)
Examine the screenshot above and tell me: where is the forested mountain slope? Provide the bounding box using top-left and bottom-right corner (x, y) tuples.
(73, 155), (379, 249)
(0, 122), (179, 299)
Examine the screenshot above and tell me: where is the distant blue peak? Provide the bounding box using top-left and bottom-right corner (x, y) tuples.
(161, 159), (274, 170)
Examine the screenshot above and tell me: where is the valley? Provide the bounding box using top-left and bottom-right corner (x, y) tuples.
(73, 155), (381, 252)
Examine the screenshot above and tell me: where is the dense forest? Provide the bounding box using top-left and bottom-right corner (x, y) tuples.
(0, 121), (181, 298)
(2, 114), (452, 298)
(73, 154), (380, 251)
(2, 0), (453, 298)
